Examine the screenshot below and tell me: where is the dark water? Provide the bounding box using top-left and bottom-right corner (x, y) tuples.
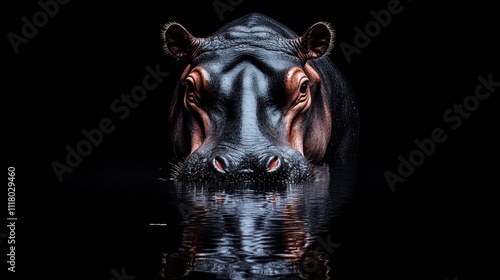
(25, 155), (463, 280)
(160, 162), (356, 279)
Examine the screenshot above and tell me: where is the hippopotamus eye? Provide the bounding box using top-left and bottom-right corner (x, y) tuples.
(299, 80), (309, 94)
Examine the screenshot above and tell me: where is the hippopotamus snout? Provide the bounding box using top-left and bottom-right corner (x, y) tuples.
(211, 152), (282, 175)
(177, 143), (313, 184)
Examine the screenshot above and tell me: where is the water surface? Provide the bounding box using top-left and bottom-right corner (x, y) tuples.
(53, 156), (408, 280)
(160, 161), (358, 279)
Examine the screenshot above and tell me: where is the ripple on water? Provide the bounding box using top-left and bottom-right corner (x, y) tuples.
(161, 164), (357, 279)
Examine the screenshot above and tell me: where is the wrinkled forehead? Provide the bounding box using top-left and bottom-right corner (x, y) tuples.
(201, 29), (297, 52)
(192, 46), (301, 81)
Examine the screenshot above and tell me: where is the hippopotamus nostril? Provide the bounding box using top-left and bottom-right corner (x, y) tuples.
(212, 156), (228, 173)
(265, 155), (281, 173)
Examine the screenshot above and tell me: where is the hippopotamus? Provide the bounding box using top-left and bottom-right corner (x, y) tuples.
(161, 13), (359, 184)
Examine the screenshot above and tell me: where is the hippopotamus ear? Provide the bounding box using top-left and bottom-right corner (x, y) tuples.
(161, 22), (200, 60)
(295, 22), (335, 60)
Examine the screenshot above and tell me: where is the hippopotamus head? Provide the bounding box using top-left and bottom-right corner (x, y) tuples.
(162, 13), (358, 184)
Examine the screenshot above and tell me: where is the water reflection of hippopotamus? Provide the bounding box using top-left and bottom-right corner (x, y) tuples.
(160, 162), (357, 279)
(162, 13), (359, 184)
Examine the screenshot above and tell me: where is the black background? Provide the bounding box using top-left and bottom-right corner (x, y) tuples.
(4, 0), (499, 279)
